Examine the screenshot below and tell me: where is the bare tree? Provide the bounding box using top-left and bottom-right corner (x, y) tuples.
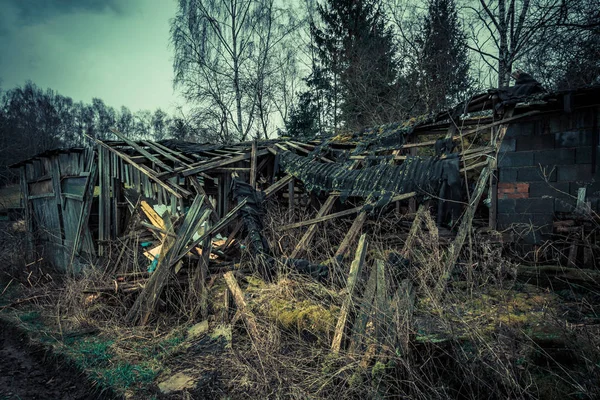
(171, 0), (296, 143)
(465, 0), (570, 88)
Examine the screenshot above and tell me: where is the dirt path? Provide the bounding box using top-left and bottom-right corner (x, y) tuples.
(0, 327), (98, 400)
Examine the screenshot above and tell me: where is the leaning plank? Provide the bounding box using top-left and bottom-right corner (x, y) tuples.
(174, 199), (248, 266)
(263, 175), (293, 198)
(348, 262), (378, 353)
(290, 195), (338, 259)
(374, 259), (390, 345)
(140, 201), (166, 231)
(127, 200), (210, 325)
(178, 149), (269, 177)
(188, 176), (220, 223)
(444, 162), (491, 274)
(391, 279), (415, 354)
(332, 233), (368, 353)
(279, 192), (416, 231)
(68, 157), (98, 268)
(334, 210), (368, 259)
(223, 271), (260, 341)
(88, 135), (185, 198)
(110, 129), (173, 172)
(401, 205), (426, 258)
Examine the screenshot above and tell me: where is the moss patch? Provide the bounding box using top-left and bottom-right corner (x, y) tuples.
(268, 298), (338, 338)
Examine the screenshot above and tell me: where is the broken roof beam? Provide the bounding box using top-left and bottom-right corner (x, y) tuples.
(175, 149), (269, 177)
(90, 136), (187, 198)
(334, 210), (368, 259)
(150, 141), (196, 164)
(401, 110), (541, 150)
(110, 129), (174, 172)
(278, 192), (416, 231)
(263, 175), (294, 198)
(290, 195), (338, 259)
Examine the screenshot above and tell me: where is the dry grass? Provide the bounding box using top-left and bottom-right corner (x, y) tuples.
(2, 199), (600, 399)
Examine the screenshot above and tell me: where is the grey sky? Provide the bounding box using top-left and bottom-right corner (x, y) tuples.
(0, 0), (181, 113)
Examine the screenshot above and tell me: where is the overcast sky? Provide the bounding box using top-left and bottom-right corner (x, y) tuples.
(0, 0), (181, 113)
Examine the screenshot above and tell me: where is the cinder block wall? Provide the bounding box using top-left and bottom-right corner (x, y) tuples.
(496, 108), (599, 244)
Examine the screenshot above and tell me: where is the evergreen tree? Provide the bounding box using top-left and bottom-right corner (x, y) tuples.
(311, 0), (399, 131)
(416, 0), (470, 112)
(286, 91), (320, 139)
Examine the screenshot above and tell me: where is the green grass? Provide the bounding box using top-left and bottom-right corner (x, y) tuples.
(93, 362), (157, 389)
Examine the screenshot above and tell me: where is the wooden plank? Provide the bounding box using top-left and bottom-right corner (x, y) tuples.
(89, 136), (186, 198)
(290, 160), (361, 259)
(151, 141), (195, 163)
(250, 140), (258, 189)
(263, 175), (293, 198)
(69, 156), (98, 267)
(290, 195), (338, 259)
(375, 259), (389, 344)
(402, 110), (540, 150)
(110, 129), (173, 172)
(279, 192), (416, 231)
(348, 262), (378, 353)
(143, 140), (190, 167)
(176, 149), (269, 177)
(401, 205), (426, 258)
(334, 210), (368, 259)
(223, 271), (260, 341)
(98, 146), (110, 256)
(188, 176), (219, 223)
(332, 233), (368, 353)
(140, 201), (166, 230)
(19, 167), (33, 253)
(392, 279), (415, 354)
(173, 199), (247, 266)
(444, 163), (491, 277)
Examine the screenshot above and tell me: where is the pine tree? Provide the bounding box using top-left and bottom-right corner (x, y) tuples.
(311, 0), (399, 131)
(416, 0), (470, 112)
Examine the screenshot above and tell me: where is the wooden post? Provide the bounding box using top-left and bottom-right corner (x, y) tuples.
(98, 146), (110, 257)
(334, 210), (368, 259)
(332, 233), (368, 353)
(223, 271), (260, 341)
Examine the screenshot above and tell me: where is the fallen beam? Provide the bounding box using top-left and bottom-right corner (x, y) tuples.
(332, 233), (368, 353)
(278, 192), (416, 231)
(223, 271), (260, 341)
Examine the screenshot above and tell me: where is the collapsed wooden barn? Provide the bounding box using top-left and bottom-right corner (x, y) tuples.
(10, 82), (600, 325)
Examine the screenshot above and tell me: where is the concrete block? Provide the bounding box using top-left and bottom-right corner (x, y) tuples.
(528, 181), (570, 198)
(499, 168), (518, 182)
(517, 166), (557, 182)
(557, 164), (594, 182)
(516, 135), (555, 151)
(555, 197), (577, 213)
(498, 152), (534, 167)
(575, 147), (593, 164)
(499, 138), (516, 152)
(533, 148), (575, 165)
(514, 198), (554, 214)
(497, 199), (516, 213)
(555, 131), (592, 148)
